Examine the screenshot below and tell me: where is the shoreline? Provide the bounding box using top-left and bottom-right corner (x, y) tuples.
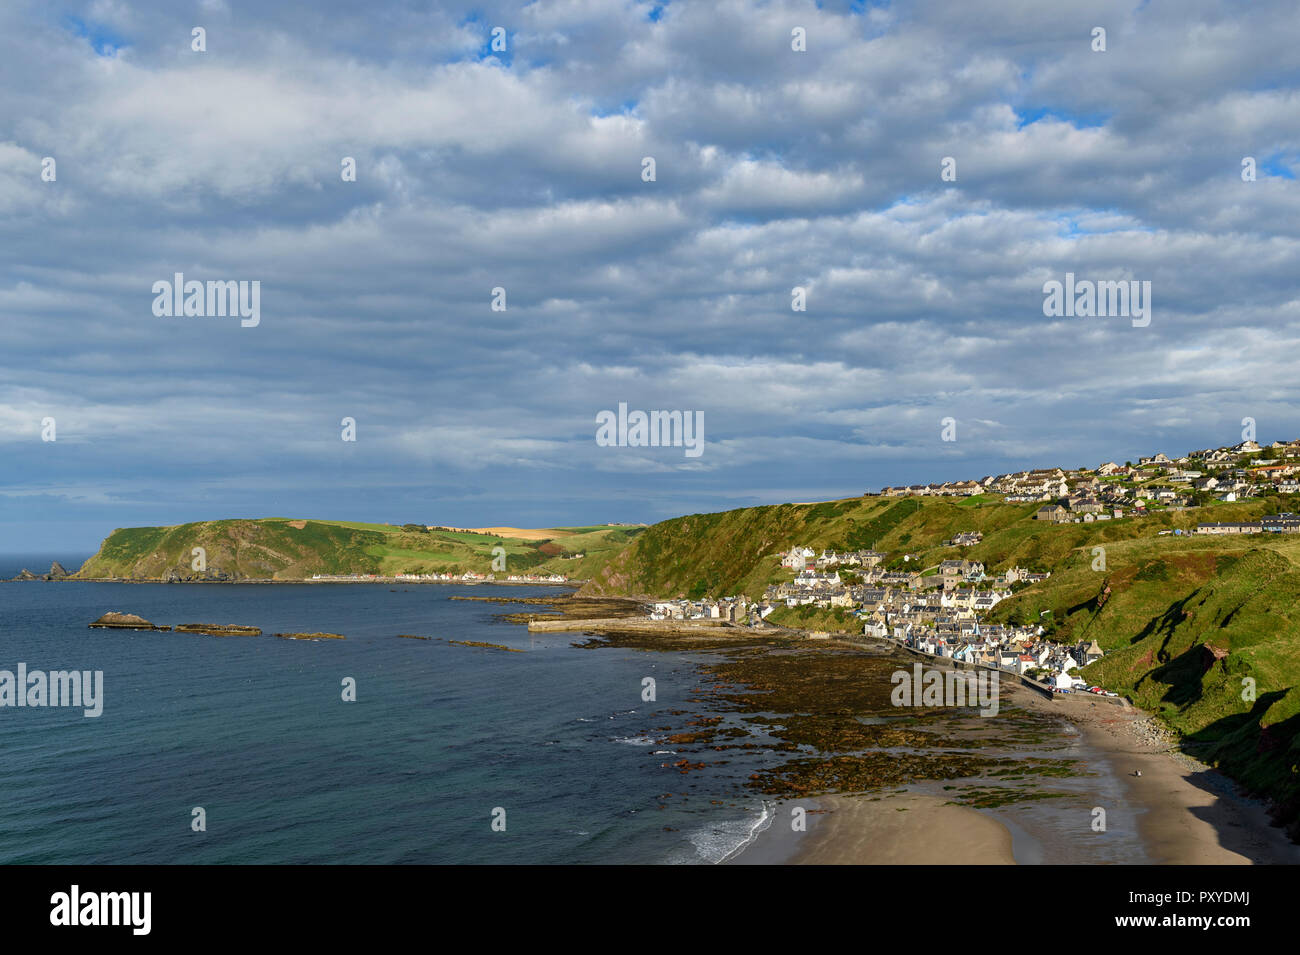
(730, 793), (1017, 865)
(730, 679), (1300, 865)
(522, 604), (1300, 864)
(1043, 690), (1300, 864)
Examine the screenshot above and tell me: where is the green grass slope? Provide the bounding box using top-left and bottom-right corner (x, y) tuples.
(579, 494), (1292, 600)
(75, 518), (641, 581)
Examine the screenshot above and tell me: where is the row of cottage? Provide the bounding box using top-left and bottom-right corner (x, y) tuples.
(649, 594), (772, 622)
(906, 631), (1105, 689)
(1195, 513), (1300, 535)
(876, 439), (1300, 504)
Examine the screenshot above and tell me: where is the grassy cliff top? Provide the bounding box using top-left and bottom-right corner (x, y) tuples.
(75, 517), (641, 582)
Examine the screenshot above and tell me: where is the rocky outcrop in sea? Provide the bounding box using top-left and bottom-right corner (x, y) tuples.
(9, 561), (73, 581)
(88, 612), (171, 631)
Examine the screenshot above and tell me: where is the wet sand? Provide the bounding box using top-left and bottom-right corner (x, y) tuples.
(1042, 691), (1300, 864)
(735, 682), (1300, 865)
(783, 792), (1016, 864)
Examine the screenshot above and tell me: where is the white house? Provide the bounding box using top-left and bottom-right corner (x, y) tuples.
(781, 546), (816, 569)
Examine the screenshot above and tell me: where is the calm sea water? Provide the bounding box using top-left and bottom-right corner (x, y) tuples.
(0, 565), (775, 864)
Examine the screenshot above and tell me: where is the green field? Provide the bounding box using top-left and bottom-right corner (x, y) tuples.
(75, 517), (643, 582)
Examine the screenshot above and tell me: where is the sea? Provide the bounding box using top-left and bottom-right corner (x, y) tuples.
(1, 555), (1165, 866)
(0, 556), (778, 864)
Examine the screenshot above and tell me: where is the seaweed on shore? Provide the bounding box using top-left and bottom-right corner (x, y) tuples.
(942, 783), (1077, 809)
(507, 609), (1087, 802)
(745, 752), (1016, 797)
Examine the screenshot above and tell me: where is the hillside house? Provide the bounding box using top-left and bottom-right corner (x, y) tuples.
(1035, 504), (1070, 522)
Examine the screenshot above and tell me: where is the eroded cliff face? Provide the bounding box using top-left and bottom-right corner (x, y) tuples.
(577, 546), (637, 597)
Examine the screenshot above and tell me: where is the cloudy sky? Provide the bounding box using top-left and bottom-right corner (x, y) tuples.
(2, 0), (1299, 551)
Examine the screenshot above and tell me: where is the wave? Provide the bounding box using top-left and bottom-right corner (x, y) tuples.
(676, 801), (776, 865)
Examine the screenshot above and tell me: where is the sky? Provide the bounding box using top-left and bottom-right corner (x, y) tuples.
(2, 0), (1299, 552)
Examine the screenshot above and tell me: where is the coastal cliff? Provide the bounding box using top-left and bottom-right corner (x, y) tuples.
(73, 518), (640, 583)
(75, 519), (387, 581)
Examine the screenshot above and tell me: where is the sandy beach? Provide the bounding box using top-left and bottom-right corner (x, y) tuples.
(736, 680), (1300, 865)
(1037, 690), (1300, 864)
(787, 792), (1016, 864)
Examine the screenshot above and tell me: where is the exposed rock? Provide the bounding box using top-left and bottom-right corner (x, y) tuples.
(89, 612), (171, 631)
(13, 568), (38, 580)
(48, 561), (68, 579)
(1203, 643), (1230, 668)
(447, 639), (524, 653)
(274, 632), (345, 640)
(174, 623), (261, 636)
(397, 634), (431, 640)
(163, 568), (236, 583)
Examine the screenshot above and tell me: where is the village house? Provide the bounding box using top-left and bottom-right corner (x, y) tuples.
(1035, 503), (1070, 522)
(781, 546), (816, 569)
(1196, 522), (1264, 535)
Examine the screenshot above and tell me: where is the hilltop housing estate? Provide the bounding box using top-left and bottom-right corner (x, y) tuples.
(877, 439), (1300, 519)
